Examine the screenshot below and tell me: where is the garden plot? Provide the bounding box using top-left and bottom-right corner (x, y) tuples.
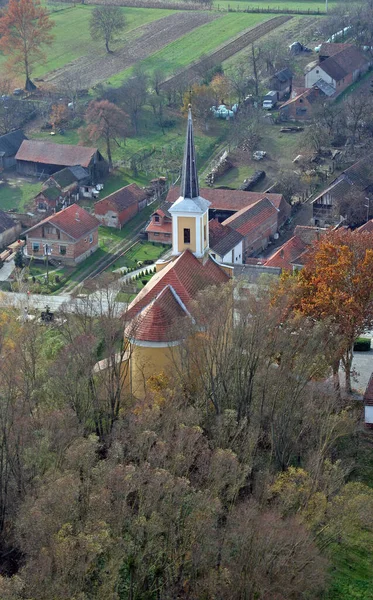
(44, 11), (220, 88)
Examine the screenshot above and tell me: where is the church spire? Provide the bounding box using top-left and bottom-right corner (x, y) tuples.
(181, 105), (199, 199)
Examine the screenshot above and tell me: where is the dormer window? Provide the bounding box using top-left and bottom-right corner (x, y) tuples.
(154, 215), (160, 223)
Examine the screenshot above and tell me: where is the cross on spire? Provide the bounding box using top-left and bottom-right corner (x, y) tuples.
(181, 105), (199, 200)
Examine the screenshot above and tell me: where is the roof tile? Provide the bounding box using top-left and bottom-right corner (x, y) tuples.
(26, 203), (99, 240)
(16, 140), (98, 168)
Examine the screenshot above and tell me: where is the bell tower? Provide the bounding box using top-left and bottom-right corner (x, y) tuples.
(169, 107), (210, 258)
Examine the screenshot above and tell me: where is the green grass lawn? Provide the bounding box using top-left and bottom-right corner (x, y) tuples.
(110, 240), (167, 271)
(0, 5), (176, 83)
(106, 12), (272, 85)
(213, 164), (256, 188)
(0, 178), (42, 212)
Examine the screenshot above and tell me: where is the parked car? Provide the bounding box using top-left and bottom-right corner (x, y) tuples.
(253, 151), (267, 161)
(13, 88), (24, 96)
(262, 91), (279, 110)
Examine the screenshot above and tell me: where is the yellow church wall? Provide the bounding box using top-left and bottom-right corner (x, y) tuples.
(129, 342), (178, 397)
(177, 216), (196, 253)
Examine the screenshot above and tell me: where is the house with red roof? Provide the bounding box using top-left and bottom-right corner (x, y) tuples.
(305, 44), (370, 97)
(94, 183), (148, 229)
(24, 204), (100, 265)
(15, 140), (108, 180)
(264, 225), (327, 271)
(145, 201), (173, 244)
(222, 196), (279, 256)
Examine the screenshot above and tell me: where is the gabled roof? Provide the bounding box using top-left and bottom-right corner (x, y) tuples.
(16, 140), (98, 168)
(127, 285), (190, 343)
(281, 86), (325, 109)
(95, 183), (146, 213)
(272, 67), (293, 83)
(316, 56), (347, 81)
(312, 155), (373, 204)
(264, 236), (308, 270)
(316, 45), (369, 81)
(49, 166), (89, 189)
(166, 187), (284, 212)
(0, 130), (28, 157)
(127, 249), (229, 321)
(25, 204), (99, 241)
(222, 197), (278, 237)
(357, 219), (373, 233)
(153, 201), (172, 220)
(39, 186), (61, 201)
(0, 210), (16, 234)
(319, 42), (352, 58)
(209, 219), (243, 257)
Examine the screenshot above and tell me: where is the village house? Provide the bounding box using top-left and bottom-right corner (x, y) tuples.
(94, 183), (147, 229)
(15, 140), (108, 180)
(269, 67), (293, 99)
(311, 155), (373, 226)
(123, 109), (231, 397)
(264, 225), (327, 271)
(24, 204), (100, 265)
(0, 210), (22, 249)
(0, 130), (27, 171)
(146, 202), (173, 244)
(305, 44), (371, 97)
(279, 84), (331, 121)
(221, 196), (279, 257)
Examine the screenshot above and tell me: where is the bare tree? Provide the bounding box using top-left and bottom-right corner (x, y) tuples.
(89, 5), (126, 53)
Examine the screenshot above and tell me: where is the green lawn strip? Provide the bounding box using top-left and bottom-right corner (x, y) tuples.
(213, 0), (335, 12)
(111, 241), (167, 271)
(0, 6), (176, 81)
(326, 540), (373, 600)
(106, 12), (272, 86)
(0, 179), (43, 212)
(213, 164), (257, 188)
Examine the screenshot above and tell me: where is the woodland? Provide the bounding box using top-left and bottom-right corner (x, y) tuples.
(0, 229), (373, 599)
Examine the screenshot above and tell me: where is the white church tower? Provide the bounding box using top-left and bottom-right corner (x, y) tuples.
(169, 107), (210, 258)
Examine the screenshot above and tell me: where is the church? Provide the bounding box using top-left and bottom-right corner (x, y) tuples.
(124, 108), (231, 397)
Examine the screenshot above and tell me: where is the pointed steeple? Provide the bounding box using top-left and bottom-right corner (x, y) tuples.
(181, 105), (199, 199)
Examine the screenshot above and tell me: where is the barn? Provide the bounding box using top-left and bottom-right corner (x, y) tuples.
(15, 140), (108, 181)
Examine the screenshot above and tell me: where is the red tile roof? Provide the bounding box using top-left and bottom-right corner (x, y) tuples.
(127, 249), (229, 324)
(319, 42), (352, 57)
(166, 187), (284, 212)
(95, 183), (146, 213)
(222, 197), (278, 237)
(145, 221), (172, 235)
(264, 236), (308, 270)
(127, 285), (189, 343)
(16, 140), (98, 168)
(357, 219), (373, 233)
(26, 204), (99, 241)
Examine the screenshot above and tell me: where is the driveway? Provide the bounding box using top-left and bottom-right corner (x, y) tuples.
(0, 259), (14, 281)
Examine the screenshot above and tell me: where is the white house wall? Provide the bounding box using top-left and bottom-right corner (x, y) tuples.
(305, 68), (335, 89)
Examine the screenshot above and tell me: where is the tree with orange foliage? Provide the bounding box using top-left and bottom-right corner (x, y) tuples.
(0, 0), (54, 90)
(287, 229), (373, 393)
(80, 100), (129, 169)
(182, 84), (215, 131)
(210, 73), (231, 105)
(50, 103), (69, 129)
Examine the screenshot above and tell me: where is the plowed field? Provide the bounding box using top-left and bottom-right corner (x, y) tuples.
(45, 11), (220, 88)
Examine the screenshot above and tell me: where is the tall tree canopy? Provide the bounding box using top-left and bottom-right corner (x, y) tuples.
(283, 229), (373, 393)
(80, 100), (129, 169)
(89, 5), (126, 53)
(0, 0), (54, 90)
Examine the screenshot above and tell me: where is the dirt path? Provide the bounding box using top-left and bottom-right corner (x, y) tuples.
(44, 11), (220, 88)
